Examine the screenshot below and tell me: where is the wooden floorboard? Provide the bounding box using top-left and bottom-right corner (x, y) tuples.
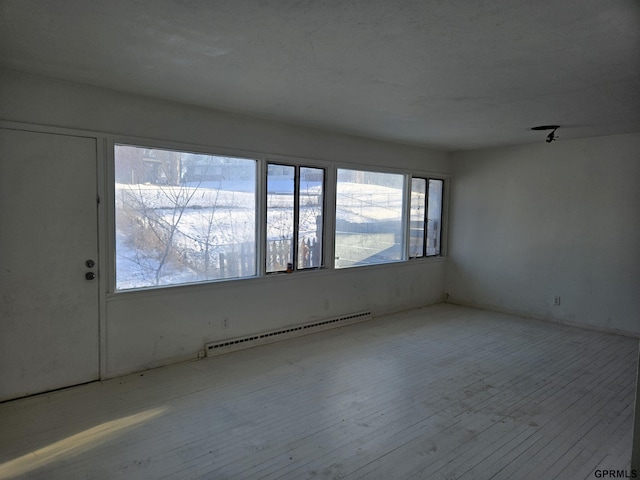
(0, 304), (637, 480)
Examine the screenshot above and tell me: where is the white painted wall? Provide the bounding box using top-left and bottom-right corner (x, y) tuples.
(105, 261), (446, 376)
(446, 133), (640, 336)
(0, 70), (450, 171)
(1, 70), (450, 378)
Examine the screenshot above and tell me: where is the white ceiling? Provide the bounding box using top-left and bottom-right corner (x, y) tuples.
(1, 0), (639, 150)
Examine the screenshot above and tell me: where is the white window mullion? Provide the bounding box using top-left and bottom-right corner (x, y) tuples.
(324, 166), (337, 270)
(256, 158), (267, 277)
(402, 173), (411, 261)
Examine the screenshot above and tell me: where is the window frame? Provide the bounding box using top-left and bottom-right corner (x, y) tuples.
(265, 161), (326, 274)
(112, 142), (261, 291)
(334, 167), (408, 269)
(409, 176), (445, 259)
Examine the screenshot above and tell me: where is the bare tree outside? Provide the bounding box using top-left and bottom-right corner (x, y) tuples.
(265, 164), (324, 273)
(114, 145), (256, 290)
(298, 167), (323, 269)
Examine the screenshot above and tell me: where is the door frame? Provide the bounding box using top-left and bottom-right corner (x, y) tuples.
(0, 120), (109, 382)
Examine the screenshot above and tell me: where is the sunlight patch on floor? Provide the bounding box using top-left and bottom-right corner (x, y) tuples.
(0, 407), (167, 478)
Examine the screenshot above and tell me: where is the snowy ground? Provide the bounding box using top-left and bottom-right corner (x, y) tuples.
(115, 181), (410, 289)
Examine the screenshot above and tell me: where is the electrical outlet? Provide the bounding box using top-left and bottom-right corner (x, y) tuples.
(197, 350), (205, 359)
(553, 296), (561, 306)
(323, 299), (330, 311)
(222, 317), (229, 329)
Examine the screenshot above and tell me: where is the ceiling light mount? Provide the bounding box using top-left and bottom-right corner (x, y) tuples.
(531, 125), (560, 143)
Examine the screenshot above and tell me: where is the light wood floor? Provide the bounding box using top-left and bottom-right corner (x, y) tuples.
(0, 304), (637, 480)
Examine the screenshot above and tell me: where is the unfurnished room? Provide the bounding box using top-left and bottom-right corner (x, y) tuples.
(0, 1), (639, 479)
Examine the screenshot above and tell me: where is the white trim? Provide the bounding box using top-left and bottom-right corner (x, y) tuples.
(0, 120), (105, 139)
(103, 254), (447, 300)
(331, 159), (449, 181)
(105, 138), (117, 295)
(402, 173), (412, 261)
(95, 137), (109, 380)
(440, 176), (451, 257)
(324, 165), (337, 270)
(256, 156), (267, 277)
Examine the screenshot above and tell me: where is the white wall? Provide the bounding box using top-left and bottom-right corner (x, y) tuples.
(1, 70), (450, 378)
(0, 70), (450, 171)
(446, 133), (640, 336)
(105, 261), (446, 376)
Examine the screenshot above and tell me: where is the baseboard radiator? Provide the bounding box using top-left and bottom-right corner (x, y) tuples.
(205, 311), (372, 358)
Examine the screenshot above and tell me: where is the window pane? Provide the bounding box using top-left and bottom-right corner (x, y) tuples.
(115, 145), (256, 290)
(410, 178), (426, 257)
(427, 178), (444, 256)
(266, 164), (295, 273)
(335, 169), (405, 268)
(298, 167), (324, 269)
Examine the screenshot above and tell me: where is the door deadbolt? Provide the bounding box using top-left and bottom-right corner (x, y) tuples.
(85, 259), (95, 268)
(85, 272), (96, 281)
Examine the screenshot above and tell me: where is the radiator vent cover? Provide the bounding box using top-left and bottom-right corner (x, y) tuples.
(205, 311), (372, 357)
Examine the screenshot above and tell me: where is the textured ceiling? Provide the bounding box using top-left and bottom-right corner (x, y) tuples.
(1, 0), (639, 150)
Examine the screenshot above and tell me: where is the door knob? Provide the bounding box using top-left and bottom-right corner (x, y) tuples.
(85, 272), (96, 281)
(85, 259), (95, 268)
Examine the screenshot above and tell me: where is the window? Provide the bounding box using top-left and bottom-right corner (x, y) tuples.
(409, 177), (444, 257)
(266, 163), (324, 273)
(335, 169), (405, 268)
(114, 143), (445, 290)
(114, 144), (257, 290)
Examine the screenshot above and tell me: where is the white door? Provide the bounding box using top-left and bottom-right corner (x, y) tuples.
(0, 128), (100, 401)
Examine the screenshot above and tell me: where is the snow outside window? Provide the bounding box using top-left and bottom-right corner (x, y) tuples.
(426, 179), (444, 256)
(335, 169), (405, 268)
(266, 164), (324, 273)
(409, 177), (444, 258)
(114, 145), (257, 290)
